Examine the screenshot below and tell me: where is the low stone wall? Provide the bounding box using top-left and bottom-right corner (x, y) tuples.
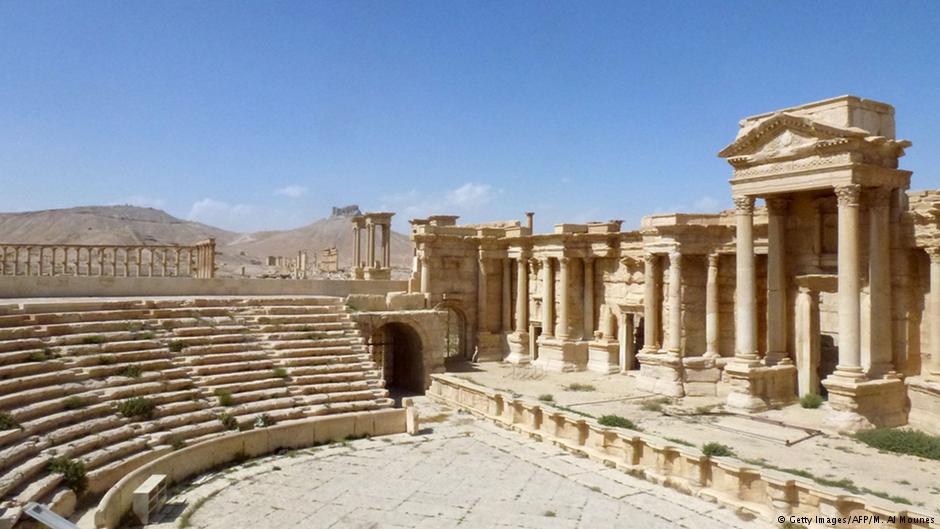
(93, 408), (406, 529)
(428, 374), (936, 529)
(0, 276), (406, 298)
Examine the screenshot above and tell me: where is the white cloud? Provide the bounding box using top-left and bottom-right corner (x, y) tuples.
(691, 195), (720, 211)
(446, 183), (494, 208)
(111, 195), (166, 209)
(274, 185), (308, 198)
(187, 198), (259, 231)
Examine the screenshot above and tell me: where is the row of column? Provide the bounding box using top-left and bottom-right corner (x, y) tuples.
(929, 247), (940, 379)
(353, 221), (391, 269)
(641, 251), (704, 357)
(730, 186), (896, 377)
(476, 254), (600, 341)
(0, 243), (213, 278)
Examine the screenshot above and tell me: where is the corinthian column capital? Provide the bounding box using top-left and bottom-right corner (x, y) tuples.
(927, 246), (940, 264)
(835, 184), (861, 207)
(733, 195), (755, 214)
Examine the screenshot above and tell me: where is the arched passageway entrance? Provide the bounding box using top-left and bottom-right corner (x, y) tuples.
(370, 322), (425, 398)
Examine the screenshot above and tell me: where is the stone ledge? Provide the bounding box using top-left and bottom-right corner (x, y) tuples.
(92, 408), (407, 529)
(427, 373), (936, 529)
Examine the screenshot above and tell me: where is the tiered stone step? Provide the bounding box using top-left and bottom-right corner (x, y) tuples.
(0, 295), (389, 515)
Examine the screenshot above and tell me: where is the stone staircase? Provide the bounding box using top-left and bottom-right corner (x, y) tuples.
(0, 296), (389, 522)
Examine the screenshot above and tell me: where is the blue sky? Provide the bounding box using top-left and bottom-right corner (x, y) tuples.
(1, 1), (938, 233)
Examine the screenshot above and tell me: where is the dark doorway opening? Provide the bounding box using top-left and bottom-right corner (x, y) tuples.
(370, 323), (425, 403)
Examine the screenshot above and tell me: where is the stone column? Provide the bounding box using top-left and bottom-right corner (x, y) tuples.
(501, 258), (512, 332)
(478, 257), (490, 334)
(835, 184), (864, 379)
(733, 196), (759, 365)
(515, 256), (528, 333)
(382, 224), (391, 268)
(705, 253), (720, 358)
(868, 187), (894, 377)
(620, 314), (635, 371)
(766, 197), (790, 365)
(366, 222), (375, 269)
(583, 257), (595, 340)
(928, 247), (940, 379)
(795, 286), (821, 396)
(642, 254), (660, 353)
(541, 257), (554, 338)
(353, 226), (361, 268)
(419, 255), (430, 293)
(665, 251), (682, 355)
(556, 257), (570, 339)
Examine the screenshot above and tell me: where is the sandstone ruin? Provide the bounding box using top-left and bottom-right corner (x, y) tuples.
(0, 95), (937, 528)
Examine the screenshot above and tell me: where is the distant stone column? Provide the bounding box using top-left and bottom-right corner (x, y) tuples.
(501, 258), (512, 332)
(642, 254), (660, 353)
(704, 253), (720, 358)
(868, 187), (894, 377)
(733, 195), (759, 365)
(766, 197), (790, 365)
(583, 257), (595, 340)
(665, 251), (682, 355)
(478, 257), (490, 334)
(928, 247), (940, 379)
(419, 255), (430, 293)
(381, 224), (390, 268)
(541, 257), (554, 338)
(514, 256), (528, 333)
(353, 225), (361, 268)
(556, 257), (570, 339)
(834, 184), (864, 379)
(366, 222), (375, 268)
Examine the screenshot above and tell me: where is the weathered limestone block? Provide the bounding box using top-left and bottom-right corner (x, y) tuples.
(635, 352), (684, 397)
(385, 292), (426, 311)
(905, 377), (940, 435)
(533, 338), (587, 372)
(682, 355), (721, 396)
(823, 377), (909, 432)
(344, 294), (387, 312)
(587, 339), (619, 374)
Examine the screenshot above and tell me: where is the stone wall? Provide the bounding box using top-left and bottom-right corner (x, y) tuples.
(0, 276), (407, 299)
(428, 374), (935, 529)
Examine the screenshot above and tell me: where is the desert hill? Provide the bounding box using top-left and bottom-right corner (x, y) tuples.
(0, 205), (413, 278)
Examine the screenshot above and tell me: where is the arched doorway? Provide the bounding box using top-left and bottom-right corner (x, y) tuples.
(370, 322), (425, 397)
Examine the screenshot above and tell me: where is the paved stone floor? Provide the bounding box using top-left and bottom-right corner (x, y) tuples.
(148, 402), (774, 529)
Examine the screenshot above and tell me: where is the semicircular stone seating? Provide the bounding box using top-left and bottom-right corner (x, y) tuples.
(0, 296), (389, 525)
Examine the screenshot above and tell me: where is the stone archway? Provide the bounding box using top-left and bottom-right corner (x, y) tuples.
(371, 322), (426, 396)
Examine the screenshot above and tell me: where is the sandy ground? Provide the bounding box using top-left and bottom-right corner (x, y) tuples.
(140, 399), (773, 529)
(448, 362), (940, 513)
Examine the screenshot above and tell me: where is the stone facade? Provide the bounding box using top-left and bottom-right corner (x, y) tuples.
(411, 96), (940, 432)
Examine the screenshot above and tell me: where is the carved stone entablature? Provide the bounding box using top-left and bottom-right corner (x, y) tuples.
(719, 112), (911, 170)
(731, 152), (852, 179)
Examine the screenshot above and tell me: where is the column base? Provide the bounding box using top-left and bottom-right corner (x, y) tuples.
(822, 375), (908, 432)
(683, 356), (720, 397)
(364, 267), (391, 280)
(724, 362), (797, 412)
(504, 332), (530, 364)
(905, 377), (940, 435)
(533, 337), (587, 372)
(636, 351), (684, 397)
(474, 332), (504, 362)
(587, 340), (620, 374)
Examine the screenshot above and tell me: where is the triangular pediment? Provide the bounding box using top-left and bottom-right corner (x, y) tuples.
(718, 112), (866, 159)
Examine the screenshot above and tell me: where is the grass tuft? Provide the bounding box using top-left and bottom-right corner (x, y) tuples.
(564, 383), (596, 392)
(537, 394), (555, 402)
(597, 415), (637, 430)
(271, 367), (288, 379)
(168, 340), (186, 352)
(116, 364), (142, 378)
(799, 393), (825, 409)
(0, 411), (21, 430)
(702, 442), (734, 458)
(49, 457), (87, 493)
(63, 396), (87, 410)
(214, 389), (234, 407)
(82, 335), (106, 345)
(219, 412), (238, 430)
(118, 397), (156, 420)
(855, 428), (940, 461)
